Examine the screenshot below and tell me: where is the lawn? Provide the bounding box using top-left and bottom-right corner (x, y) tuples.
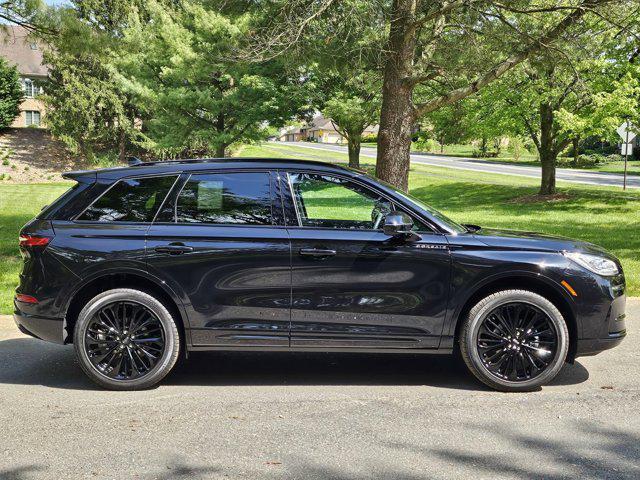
(0, 183), (70, 314)
(0, 149), (638, 315)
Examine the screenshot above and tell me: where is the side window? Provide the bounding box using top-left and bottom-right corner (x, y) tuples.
(288, 173), (392, 230)
(79, 175), (177, 222)
(173, 172), (272, 225)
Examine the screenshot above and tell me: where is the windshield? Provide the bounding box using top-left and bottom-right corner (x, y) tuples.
(380, 180), (467, 234)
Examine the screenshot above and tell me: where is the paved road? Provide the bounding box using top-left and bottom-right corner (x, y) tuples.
(1, 301), (638, 480)
(276, 141), (640, 189)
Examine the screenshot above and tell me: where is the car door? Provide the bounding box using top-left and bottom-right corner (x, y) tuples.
(145, 170), (292, 347)
(281, 170), (451, 350)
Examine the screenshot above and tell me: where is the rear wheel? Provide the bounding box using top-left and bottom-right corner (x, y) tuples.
(459, 289), (569, 392)
(73, 288), (180, 390)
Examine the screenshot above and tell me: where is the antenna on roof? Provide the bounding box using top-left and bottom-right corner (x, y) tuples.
(127, 156), (143, 166)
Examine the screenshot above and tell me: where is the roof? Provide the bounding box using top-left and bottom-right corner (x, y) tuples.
(63, 157), (356, 181)
(0, 25), (48, 76)
(306, 115), (336, 132)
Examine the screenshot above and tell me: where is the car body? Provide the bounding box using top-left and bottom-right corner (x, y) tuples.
(14, 158), (626, 390)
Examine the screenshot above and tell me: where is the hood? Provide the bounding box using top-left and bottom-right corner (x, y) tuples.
(471, 227), (610, 256)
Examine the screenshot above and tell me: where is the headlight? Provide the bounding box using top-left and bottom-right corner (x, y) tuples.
(563, 251), (619, 276)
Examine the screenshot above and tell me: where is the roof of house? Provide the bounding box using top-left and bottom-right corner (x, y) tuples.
(0, 25), (48, 76)
(306, 115), (336, 132)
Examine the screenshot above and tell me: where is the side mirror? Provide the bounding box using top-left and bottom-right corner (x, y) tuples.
(383, 212), (414, 237)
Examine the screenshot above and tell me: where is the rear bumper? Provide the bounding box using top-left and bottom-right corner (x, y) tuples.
(13, 305), (64, 344)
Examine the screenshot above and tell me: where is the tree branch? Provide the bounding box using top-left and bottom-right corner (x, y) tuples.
(413, 0), (607, 119)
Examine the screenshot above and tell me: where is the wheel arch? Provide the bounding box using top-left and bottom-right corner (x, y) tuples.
(450, 273), (578, 362)
(62, 269), (190, 350)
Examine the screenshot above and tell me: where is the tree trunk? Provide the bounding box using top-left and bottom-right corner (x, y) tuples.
(375, 0), (417, 192)
(480, 137), (488, 156)
(118, 129), (126, 165)
(573, 137), (579, 165)
(215, 144), (226, 157)
(347, 135), (361, 169)
(538, 102), (557, 195)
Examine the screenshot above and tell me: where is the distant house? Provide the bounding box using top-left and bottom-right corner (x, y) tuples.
(279, 125), (306, 142)
(0, 26), (48, 128)
(278, 115), (379, 144)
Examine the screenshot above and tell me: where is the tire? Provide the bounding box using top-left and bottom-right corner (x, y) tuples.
(459, 289), (569, 392)
(73, 288), (180, 390)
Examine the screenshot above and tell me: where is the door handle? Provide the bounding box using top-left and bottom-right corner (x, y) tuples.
(299, 248), (336, 258)
(154, 243), (194, 255)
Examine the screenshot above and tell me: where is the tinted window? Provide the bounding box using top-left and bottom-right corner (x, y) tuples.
(173, 172), (272, 225)
(289, 173), (392, 230)
(79, 176), (177, 222)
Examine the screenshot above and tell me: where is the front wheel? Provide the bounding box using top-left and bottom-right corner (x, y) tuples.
(459, 289), (569, 392)
(73, 288), (180, 390)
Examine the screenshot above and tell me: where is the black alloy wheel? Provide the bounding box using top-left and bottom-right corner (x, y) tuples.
(476, 302), (558, 382)
(84, 301), (166, 381)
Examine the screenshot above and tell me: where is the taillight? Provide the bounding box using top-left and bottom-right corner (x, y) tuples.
(15, 294), (39, 304)
(19, 235), (51, 248)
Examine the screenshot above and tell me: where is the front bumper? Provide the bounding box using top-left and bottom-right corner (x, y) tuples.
(14, 303), (64, 344)
(574, 284), (626, 358)
(575, 329), (626, 357)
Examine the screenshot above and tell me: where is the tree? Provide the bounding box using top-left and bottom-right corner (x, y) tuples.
(0, 57), (22, 129)
(322, 75), (380, 168)
(118, 1), (313, 157)
(463, 17), (640, 194)
(244, 0), (624, 190)
(422, 105), (467, 153)
(41, 0), (150, 162)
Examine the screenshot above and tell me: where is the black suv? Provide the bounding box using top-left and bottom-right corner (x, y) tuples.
(14, 159), (626, 391)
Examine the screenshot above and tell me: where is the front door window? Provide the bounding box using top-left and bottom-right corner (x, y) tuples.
(288, 173), (392, 230)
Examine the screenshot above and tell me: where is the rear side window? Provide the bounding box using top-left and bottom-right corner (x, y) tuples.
(170, 172), (272, 225)
(79, 175), (177, 222)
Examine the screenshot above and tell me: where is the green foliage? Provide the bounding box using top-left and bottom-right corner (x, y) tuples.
(0, 58), (23, 129)
(117, 1), (313, 157)
(413, 136), (438, 153)
(41, 1), (145, 162)
(558, 153), (625, 168)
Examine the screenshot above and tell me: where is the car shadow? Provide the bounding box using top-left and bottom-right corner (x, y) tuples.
(0, 337), (589, 391)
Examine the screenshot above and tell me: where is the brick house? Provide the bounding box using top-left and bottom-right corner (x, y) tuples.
(0, 26), (48, 128)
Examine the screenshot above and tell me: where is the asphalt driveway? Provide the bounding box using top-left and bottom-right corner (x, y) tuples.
(0, 300), (638, 479)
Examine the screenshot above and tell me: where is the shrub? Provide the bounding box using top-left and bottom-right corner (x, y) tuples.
(414, 138), (438, 153)
(559, 153), (607, 168)
(361, 134), (377, 143)
(472, 149), (498, 158)
(1, 159), (8, 166)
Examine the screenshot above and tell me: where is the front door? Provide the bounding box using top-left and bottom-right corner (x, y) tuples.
(282, 171), (451, 350)
(146, 170), (291, 347)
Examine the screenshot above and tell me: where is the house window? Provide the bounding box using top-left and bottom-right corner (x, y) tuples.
(25, 111), (41, 127)
(23, 78), (40, 98)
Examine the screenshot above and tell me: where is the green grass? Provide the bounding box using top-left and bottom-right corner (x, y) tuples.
(1, 147), (638, 314)
(0, 183), (70, 314)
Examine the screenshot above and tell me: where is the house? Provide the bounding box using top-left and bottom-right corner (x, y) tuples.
(305, 115), (378, 144)
(278, 125), (306, 142)
(0, 26), (48, 128)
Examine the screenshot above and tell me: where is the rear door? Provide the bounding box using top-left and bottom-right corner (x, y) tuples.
(145, 170), (292, 347)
